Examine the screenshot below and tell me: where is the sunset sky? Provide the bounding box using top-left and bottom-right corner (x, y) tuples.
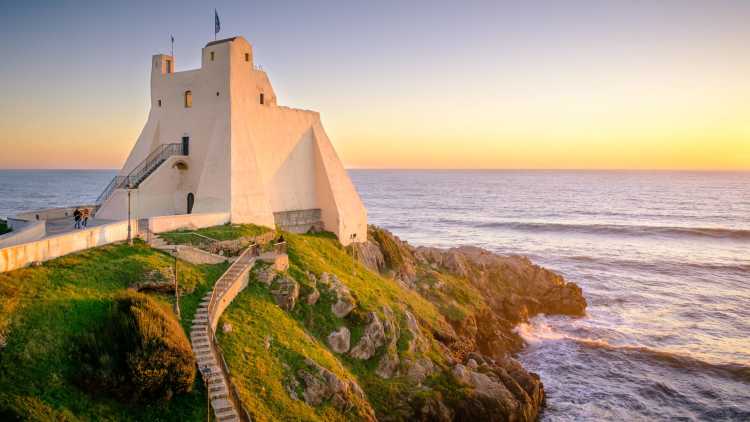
(0, 0), (748, 170)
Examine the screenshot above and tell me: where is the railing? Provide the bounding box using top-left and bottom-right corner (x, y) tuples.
(204, 246), (259, 422)
(273, 241), (287, 254)
(162, 231), (220, 251)
(96, 142), (185, 205)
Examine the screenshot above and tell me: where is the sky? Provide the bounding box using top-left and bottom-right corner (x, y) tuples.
(0, 0), (748, 170)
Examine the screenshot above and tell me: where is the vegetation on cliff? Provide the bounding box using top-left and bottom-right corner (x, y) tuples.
(0, 241), (226, 420)
(0, 219), (10, 235)
(0, 224), (586, 421)
(75, 291), (196, 403)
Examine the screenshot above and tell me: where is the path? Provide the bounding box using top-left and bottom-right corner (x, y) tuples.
(44, 216), (116, 237)
(190, 248), (256, 422)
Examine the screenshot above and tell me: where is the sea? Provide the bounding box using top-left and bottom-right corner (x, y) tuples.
(1, 169), (749, 421)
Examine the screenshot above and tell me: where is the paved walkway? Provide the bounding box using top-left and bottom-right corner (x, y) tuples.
(45, 216), (116, 237)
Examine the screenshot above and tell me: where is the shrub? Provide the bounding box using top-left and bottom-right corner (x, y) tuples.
(75, 291), (196, 403)
(0, 219), (10, 235)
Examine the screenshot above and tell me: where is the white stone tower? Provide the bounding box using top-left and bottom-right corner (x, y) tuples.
(96, 36), (367, 245)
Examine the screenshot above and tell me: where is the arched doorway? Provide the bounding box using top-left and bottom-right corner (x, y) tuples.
(187, 193), (195, 214)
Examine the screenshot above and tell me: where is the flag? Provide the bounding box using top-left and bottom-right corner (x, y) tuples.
(214, 9), (220, 35)
(171, 35), (174, 44)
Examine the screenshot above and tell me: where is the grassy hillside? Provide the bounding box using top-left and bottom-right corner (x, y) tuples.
(218, 231), (467, 421)
(0, 241), (227, 421)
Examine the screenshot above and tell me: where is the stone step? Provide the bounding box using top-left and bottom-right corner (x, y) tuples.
(202, 364), (221, 374)
(209, 382), (227, 393)
(217, 411), (239, 422)
(209, 389), (229, 400)
(195, 308), (209, 315)
(211, 398), (233, 413)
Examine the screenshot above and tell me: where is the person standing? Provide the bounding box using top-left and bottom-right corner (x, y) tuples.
(82, 208), (90, 228)
(73, 208), (82, 229)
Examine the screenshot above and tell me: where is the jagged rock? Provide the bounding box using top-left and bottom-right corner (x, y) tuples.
(222, 323), (232, 333)
(452, 359), (544, 422)
(350, 240), (385, 273)
(296, 359), (376, 420)
(404, 310), (429, 353)
(375, 306), (401, 378)
(255, 265), (277, 286)
(330, 275), (356, 318)
(264, 335), (272, 351)
(404, 357), (435, 384)
(349, 312), (386, 360)
(306, 287), (320, 305)
(319, 272), (332, 287)
(270, 276), (300, 311)
(327, 327), (351, 353)
(415, 395), (453, 422)
(285, 375), (301, 400)
(375, 346), (400, 379)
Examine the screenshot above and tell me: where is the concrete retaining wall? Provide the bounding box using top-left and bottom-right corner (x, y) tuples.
(0, 220), (46, 248)
(0, 220), (135, 273)
(148, 212), (230, 234)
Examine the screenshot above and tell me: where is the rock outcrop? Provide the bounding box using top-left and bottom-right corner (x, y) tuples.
(292, 358), (377, 421)
(327, 327), (351, 353)
(348, 226), (588, 421)
(329, 275), (357, 318)
(270, 276), (299, 311)
(349, 312), (386, 360)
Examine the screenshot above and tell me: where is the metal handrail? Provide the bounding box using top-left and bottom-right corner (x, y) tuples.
(204, 246), (256, 422)
(96, 142), (184, 205)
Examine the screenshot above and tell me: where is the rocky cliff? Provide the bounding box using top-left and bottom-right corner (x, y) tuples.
(349, 226), (587, 420)
(230, 226), (586, 421)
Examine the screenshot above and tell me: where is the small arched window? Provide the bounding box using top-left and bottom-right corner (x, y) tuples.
(210, 51), (215, 61)
(245, 53), (250, 62)
(259, 93), (264, 105)
(184, 91), (192, 108)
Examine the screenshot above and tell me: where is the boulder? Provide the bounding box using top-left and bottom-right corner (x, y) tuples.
(375, 306), (401, 379)
(330, 276), (356, 318)
(306, 287), (320, 305)
(270, 276), (299, 311)
(255, 265), (277, 286)
(350, 240), (385, 273)
(295, 359), (376, 420)
(349, 312), (386, 360)
(327, 327), (351, 353)
(404, 357), (435, 384)
(451, 360), (544, 422)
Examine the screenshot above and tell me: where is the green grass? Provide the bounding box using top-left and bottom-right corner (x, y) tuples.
(0, 241), (226, 421)
(218, 230), (464, 420)
(218, 283), (369, 422)
(0, 219), (10, 235)
(160, 223), (272, 245)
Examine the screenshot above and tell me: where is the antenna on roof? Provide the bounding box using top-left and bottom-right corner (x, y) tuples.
(170, 35), (174, 57)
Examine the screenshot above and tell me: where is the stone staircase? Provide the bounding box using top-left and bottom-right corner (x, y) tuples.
(190, 249), (256, 422)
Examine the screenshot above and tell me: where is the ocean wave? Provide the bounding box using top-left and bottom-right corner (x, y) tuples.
(475, 221), (750, 241)
(566, 255), (750, 275)
(516, 322), (750, 384)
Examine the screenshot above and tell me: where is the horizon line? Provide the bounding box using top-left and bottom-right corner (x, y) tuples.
(0, 167), (748, 172)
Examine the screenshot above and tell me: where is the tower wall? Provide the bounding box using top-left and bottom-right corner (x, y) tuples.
(98, 36), (366, 245)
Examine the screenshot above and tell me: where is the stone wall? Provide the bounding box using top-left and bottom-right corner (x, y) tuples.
(273, 209), (322, 233)
(0, 220), (135, 273)
(0, 220), (46, 248)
